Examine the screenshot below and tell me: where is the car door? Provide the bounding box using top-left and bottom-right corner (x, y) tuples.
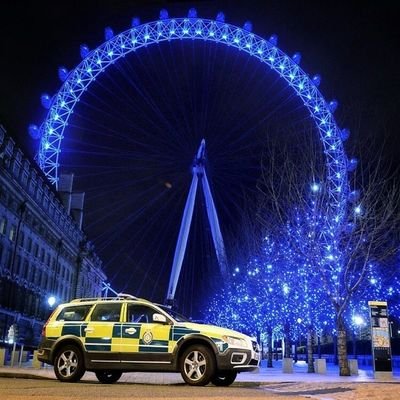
(83, 302), (122, 366)
(120, 303), (173, 367)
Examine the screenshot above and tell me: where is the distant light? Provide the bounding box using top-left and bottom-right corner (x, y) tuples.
(353, 315), (364, 326)
(283, 284), (289, 295)
(235, 267), (240, 273)
(354, 205), (362, 215)
(164, 182), (172, 189)
(47, 296), (56, 307)
(311, 183), (320, 193)
(44, 142), (50, 150)
(370, 278), (377, 285)
(297, 318), (302, 324)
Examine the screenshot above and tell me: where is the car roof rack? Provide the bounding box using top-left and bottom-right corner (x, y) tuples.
(70, 293), (139, 303)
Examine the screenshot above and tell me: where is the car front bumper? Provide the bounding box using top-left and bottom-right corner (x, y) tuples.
(215, 347), (260, 372)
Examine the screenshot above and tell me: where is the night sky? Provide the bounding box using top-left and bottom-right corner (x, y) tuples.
(1, 1), (399, 314)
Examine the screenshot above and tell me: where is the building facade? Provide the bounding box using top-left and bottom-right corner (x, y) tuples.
(0, 126), (106, 346)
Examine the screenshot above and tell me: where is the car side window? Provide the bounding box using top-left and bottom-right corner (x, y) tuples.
(127, 304), (156, 323)
(56, 305), (92, 321)
(90, 303), (122, 322)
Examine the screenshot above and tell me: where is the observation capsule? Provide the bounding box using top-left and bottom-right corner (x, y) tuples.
(216, 12), (225, 22)
(28, 124), (41, 140)
(347, 158), (358, 172)
(243, 21), (253, 32)
(269, 34), (278, 46)
(329, 99), (338, 113)
(41, 93), (52, 109)
(159, 9), (169, 20)
(340, 128), (350, 141)
(80, 44), (90, 59)
(312, 74), (321, 87)
(104, 27), (114, 41)
(58, 67), (69, 82)
(292, 52), (301, 64)
(188, 8), (197, 18)
(131, 17), (140, 27)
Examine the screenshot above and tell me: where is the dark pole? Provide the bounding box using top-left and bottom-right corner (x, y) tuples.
(10, 201), (26, 276)
(51, 240), (63, 296)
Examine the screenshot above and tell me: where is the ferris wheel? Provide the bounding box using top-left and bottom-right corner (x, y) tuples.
(30, 8), (354, 313)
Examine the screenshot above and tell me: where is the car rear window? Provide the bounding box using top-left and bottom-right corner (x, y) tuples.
(56, 305), (92, 321)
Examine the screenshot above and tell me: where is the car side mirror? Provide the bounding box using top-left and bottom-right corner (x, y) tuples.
(153, 313), (167, 324)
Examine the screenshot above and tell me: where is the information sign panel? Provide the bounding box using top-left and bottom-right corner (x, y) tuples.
(368, 301), (392, 374)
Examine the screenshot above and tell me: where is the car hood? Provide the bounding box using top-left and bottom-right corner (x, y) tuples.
(177, 321), (252, 341)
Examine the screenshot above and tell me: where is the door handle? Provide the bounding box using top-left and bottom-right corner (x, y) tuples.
(84, 327), (94, 333)
(125, 327), (137, 335)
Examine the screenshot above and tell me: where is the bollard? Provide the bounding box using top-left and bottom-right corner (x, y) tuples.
(32, 350), (42, 369)
(18, 344), (24, 367)
(282, 358), (293, 373)
(0, 348), (6, 366)
(315, 358), (327, 374)
(10, 342), (17, 367)
(349, 359), (358, 375)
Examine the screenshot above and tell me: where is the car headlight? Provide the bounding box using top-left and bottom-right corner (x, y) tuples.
(222, 335), (248, 348)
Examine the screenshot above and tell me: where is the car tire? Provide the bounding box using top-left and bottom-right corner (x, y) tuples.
(211, 370), (237, 386)
(180, 344), (215, 386)
(95, 370), (122, 384)
(54, 344), (85, 382)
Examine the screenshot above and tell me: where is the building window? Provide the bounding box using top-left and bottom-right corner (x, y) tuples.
(27, 237), (32, 253)
(19, 231), (25, 247)
(34, 244), (39, 258)
(0, 217), (7, 235)
(9, 225), (16, 241)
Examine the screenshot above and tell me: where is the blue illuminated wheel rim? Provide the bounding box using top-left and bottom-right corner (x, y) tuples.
(37, 11), (349, 229)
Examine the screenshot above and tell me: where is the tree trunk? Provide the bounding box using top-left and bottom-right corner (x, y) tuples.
(284, 322), (291, 359)
(267, 327), (273, 367)
(337, 315), (350, 376)
(307, 326), (315, 373)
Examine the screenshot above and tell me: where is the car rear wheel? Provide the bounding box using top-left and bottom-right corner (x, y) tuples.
(180, 344), (215, 386)
(95, 370), (122, 384)
(54, 344), (85, 382)
(211, 370), (237, 386)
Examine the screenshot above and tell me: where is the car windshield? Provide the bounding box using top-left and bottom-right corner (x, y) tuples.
(159, 305), (191, 322)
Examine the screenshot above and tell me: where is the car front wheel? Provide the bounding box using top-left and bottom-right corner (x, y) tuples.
(211, 370), (237, 386)
(180, 344), (215, 386)
(95, 370), (122, 384)
(54, 344), (85, 382)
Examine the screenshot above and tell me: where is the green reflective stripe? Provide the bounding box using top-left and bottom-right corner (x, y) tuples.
(85, 337), (112, 352)
(139, 340), (169, 353)
(61, 324), (82, 336)
(171, 327), (200, 341)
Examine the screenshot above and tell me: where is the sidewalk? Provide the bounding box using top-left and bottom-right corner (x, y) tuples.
(1, 360), (399, 385)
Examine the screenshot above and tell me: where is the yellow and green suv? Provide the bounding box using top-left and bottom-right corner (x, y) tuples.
(37, 294), (260, 386)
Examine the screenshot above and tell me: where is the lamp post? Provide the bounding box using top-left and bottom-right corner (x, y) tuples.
(48, 239), (63, 308)
(352, 315), (365, 359)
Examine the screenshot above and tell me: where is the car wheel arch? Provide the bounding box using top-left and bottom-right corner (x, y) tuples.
(176, 335), (218, 364)
(51, 336), (86, 364)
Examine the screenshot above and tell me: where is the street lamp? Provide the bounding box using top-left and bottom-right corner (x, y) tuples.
(47, 295), (56, 307)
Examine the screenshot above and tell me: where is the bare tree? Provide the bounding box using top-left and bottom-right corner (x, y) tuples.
(256, 122), (400, 375)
